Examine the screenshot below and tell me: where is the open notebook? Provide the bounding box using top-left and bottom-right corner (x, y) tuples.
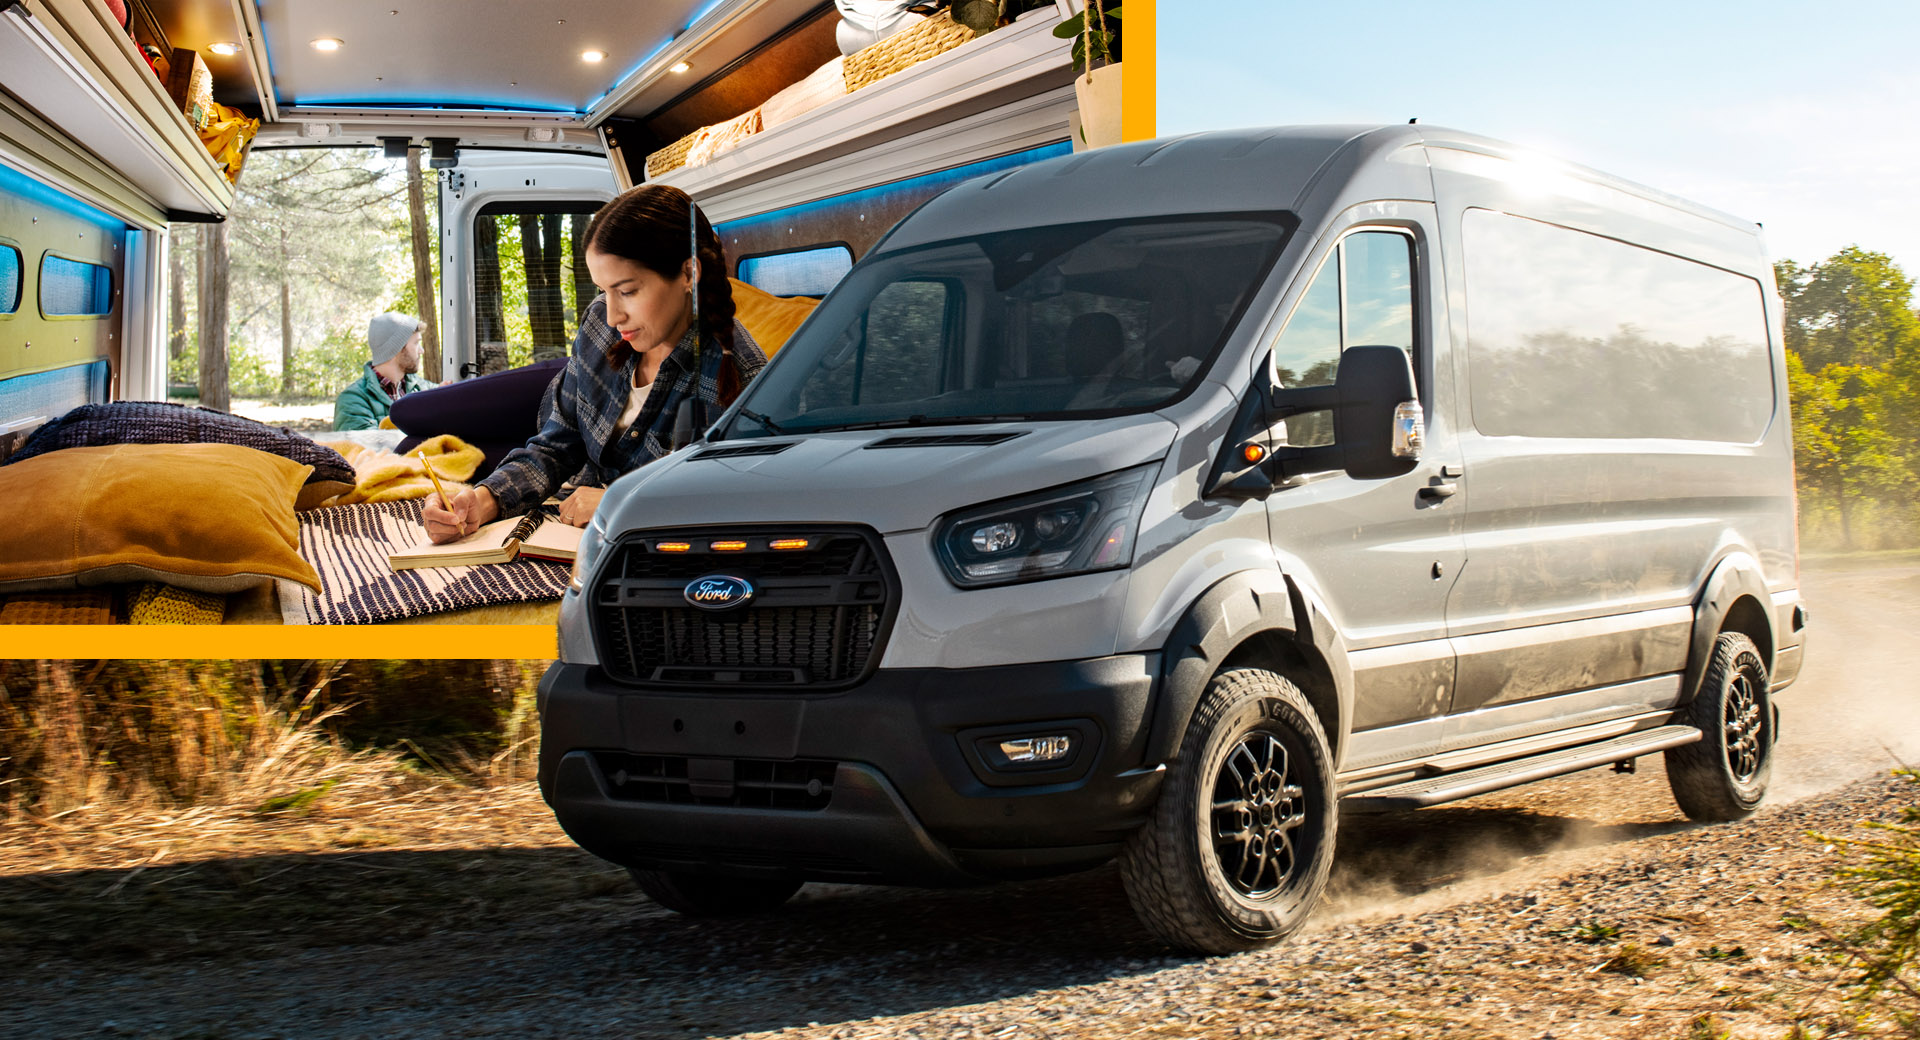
(387, 507), (583, 571)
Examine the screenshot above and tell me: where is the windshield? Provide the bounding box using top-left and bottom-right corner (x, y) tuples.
(723, 216), (1290, 436)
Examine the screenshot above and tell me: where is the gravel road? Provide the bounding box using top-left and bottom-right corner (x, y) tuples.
(5, 559), (1917, 1040)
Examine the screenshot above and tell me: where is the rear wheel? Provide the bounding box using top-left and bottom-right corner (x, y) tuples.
(1666, 631), (1773, 822)
(1118, 668), (1336, 953)
(627, 868), (803, 916)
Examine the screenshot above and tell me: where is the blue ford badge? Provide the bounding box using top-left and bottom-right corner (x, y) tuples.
(684, 574), (754, 611)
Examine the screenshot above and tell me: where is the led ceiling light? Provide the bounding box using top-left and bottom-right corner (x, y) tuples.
(208, 42), (240, 56)
(310, 37), (343, 52)
(669, 61), (691, 74)
(580, 49), (606, 63)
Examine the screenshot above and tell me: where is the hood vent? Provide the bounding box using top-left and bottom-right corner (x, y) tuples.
(692, 442), (795, 460)
(865, 431), (1029, 449)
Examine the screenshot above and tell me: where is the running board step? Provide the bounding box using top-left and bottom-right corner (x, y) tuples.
(1340, 724), (1702, 813)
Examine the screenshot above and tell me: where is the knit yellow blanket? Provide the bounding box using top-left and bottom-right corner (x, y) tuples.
(323, 433), (485, 506)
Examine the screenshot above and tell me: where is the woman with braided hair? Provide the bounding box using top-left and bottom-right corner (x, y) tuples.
(423, 183), (764, 543)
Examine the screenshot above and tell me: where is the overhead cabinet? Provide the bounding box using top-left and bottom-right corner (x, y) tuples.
(0, 0), (237, 228)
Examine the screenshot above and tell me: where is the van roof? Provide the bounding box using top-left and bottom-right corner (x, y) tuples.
(877, 124), (1761, 252)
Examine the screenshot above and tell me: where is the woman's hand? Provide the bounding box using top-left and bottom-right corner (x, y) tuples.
(423, 485), (500, 543)
(556, 486), (605, 528)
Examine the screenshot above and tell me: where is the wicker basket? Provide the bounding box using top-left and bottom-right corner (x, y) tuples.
(645, 129), (703, 180)
(843, 12), (976, 93)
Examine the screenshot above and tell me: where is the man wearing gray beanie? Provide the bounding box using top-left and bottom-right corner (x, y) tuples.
(333, 312), (437, 430)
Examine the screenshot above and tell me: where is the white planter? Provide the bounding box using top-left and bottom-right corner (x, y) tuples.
(1072, 62), (1123, 151)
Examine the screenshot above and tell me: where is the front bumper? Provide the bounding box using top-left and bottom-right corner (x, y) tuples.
(537, 655), (1164, 884)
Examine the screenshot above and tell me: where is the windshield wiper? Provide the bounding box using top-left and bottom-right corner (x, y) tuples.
(735, 406), (789, 436)
(806, 414), (1034, 433)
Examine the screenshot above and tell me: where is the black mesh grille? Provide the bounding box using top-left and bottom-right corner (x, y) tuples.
(595, 753), (837, 810)
(593, 527), (895, 688)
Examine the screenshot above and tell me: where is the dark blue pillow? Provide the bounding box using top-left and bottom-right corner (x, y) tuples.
(6, 401), (354, 485)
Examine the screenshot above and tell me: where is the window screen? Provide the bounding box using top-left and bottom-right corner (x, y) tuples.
(472, 204), (602, 369)
(39, 254), (112, 316)
(737, 246), (853, 298)
(0, 244), (19, 313)
(1463, 210), (1773, 441)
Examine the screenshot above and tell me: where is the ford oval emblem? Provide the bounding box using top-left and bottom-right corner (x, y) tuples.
(684, 574), (754, 611)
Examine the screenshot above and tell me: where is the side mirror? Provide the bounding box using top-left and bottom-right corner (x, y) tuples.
(1330, 345), (1422, 479)
(1266, 345), (1420, 481)
(1205, 347), (1424, 499)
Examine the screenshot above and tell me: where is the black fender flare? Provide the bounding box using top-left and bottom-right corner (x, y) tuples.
(1684, 551), (1775, 704)
(1145, 570), (1356, 766)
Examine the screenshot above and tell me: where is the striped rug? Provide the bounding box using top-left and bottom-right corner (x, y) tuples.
(279, 499), (569, 625)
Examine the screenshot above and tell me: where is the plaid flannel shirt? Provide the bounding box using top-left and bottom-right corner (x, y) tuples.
(480, 296), (766, 517)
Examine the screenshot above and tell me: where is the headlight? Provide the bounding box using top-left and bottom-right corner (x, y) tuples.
(569, 515), (608, 594)
(936, 463), (1157, 588)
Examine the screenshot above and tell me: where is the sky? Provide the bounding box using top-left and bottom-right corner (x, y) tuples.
(1157, 0), (1920, 279)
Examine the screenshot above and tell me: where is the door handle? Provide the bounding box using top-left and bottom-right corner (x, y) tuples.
(1419, 482), (1458, 500)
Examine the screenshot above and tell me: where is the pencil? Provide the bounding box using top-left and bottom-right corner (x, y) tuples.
(417, 452), (454, 514)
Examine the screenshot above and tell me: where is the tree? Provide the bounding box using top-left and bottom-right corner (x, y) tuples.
(1779, 247), (1920, 548)
(405, 147), (442, 381)
(1777, 248), (1920, 370)
(196, 221), (229, 412)
(224, 149), (406, 399)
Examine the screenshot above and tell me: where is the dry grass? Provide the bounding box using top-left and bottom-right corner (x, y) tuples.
(0, 659), (547, 821)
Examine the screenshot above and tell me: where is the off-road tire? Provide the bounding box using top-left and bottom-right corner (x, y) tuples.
(1118, 667), (1336, 954)
(1665, 631), (1773, 822)
(627, 869), (803, 917)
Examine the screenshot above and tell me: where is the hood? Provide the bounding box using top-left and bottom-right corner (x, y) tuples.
(596, 414), (1179, 536)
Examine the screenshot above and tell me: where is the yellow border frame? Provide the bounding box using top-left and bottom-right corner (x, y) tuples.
(1120, 0), (1156, 143)
(2, 624), (556, 659)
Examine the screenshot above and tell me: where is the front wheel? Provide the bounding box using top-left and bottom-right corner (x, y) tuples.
(628, 868), (803, 917)
(1118, 668), (1336, 954)
(1665, 631), (1774, 822)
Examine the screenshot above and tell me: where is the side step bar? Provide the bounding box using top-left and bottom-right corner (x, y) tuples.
(1340, 724), (1702, 813)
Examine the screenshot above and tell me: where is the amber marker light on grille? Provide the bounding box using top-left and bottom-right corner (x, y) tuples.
(711, 540), (749, 551)
(769, 538), (810, 550)
(1241, 443), (1266, 464)
(655, 541), (692, 553)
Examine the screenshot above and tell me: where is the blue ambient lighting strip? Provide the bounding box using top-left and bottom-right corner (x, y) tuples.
(0, 161), (128, 233)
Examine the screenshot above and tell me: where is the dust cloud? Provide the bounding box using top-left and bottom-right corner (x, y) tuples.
(1316, 556), (1920, 921)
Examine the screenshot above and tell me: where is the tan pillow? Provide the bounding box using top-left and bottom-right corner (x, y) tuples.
(729, 277), (820, 356)
(0, 442), (321, 595)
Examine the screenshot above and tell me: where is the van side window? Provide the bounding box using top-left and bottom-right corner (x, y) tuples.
(0, 244), (20, 314)
(1462, 210), (1772, 441)
(737, 246), (853, 298)
(807, 279), (953, 409)
(39, 254), (112, 317)
(1271, 229), (1415, 445)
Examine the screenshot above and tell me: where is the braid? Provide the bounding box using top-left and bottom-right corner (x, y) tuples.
(692, 208), (741, 406)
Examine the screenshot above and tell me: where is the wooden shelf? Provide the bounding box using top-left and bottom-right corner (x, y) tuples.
(656, 9), (1077, 224)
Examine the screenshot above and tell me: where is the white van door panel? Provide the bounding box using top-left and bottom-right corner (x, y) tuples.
(1263, 207), (1466, 733)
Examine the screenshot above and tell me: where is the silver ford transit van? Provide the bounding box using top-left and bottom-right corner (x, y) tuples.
(537, 125), (1805, 954)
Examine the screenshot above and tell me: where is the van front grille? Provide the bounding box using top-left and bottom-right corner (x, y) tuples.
(591, 527), (896, 688)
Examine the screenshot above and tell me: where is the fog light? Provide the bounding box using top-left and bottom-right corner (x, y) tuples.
(999, 735), (1072, 763)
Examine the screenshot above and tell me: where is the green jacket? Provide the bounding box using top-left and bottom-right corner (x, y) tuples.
(332, 363), (436, 431)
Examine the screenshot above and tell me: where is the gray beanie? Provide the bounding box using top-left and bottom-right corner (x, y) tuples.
(368, 312), (420, 365)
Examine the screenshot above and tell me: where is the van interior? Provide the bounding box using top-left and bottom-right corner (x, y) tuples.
(0, 0), (1098, 624)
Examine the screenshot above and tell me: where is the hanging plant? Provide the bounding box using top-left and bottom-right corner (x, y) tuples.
(1052, 2), (1121, 74)
(948, 0), (1056, 35)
